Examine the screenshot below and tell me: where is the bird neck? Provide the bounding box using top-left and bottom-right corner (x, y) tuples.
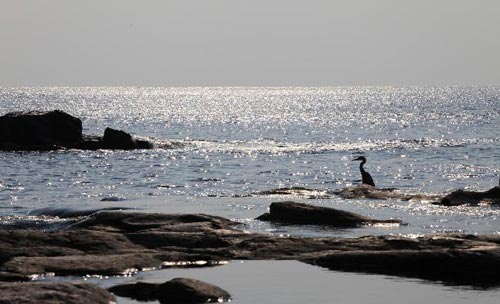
(359, 160), (366, 171)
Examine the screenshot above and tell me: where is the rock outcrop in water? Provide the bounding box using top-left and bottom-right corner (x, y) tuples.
(0, 110), (153, 151)
(437, 186), (500, 206)
(0, 110), (82, 150)
(334, 184), (440, 202)
(1, 210), (500, 302)
(256, 201), (401, 227)
(108, 278), (231, 303)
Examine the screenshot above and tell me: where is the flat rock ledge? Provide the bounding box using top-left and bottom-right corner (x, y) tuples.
(0, 282), (116, 304)
(108, 277), (231, 303)
(256, 201), (402, 227)
(1, 211), (500, 303)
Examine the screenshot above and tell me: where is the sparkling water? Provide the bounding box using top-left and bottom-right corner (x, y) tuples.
(1, 86), (499, 236)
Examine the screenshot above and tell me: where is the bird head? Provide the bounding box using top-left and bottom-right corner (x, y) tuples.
(352, 156), (366, 162)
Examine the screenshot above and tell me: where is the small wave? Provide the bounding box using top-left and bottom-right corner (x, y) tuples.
(242, 187), (330, 199)
(28, 207), (132, 218)
(174, 137), (498, 155)
(0, 215), (77, 231)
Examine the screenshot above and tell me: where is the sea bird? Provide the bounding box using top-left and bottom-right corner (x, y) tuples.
(352, 156), (376, 187)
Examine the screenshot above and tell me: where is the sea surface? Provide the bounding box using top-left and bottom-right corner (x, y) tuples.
(1, 87), (499, 302)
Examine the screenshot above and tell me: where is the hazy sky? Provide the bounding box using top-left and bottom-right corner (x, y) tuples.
(1, 0), (499, 86)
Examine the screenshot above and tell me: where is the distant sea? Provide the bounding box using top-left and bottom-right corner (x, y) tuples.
(1, 86), (499, 237)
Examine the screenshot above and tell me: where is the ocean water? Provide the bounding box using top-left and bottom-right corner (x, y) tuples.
(1, 87), (500, 303)
(0, 86), (499, 237)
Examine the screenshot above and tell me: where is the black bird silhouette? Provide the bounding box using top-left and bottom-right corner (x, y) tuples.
(352, 156), (375, 187)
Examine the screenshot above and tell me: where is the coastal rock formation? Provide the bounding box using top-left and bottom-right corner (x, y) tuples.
(108, 278), (231, 303)
(1, 210), (500, 304)
(437, 186), (500, 206)
(303, 234), (500, 287)
(334, 184), (440, 201)
(0, 282), (115, 304)
(256, 201), (401, 227)
(0, 110), (153, 150)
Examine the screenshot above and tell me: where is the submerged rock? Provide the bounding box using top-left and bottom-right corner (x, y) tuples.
(334, 184), (440, 201)
(0, 282), (115, 304)
(438, 186), (500, 206)
(244, 187), (330, 199)
(0, 110), (153, 151)
(109, 277), (231, 303)
(256, 201), (401, 227)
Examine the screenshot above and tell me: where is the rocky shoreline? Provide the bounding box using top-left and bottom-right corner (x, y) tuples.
(1, 204), (500, 303)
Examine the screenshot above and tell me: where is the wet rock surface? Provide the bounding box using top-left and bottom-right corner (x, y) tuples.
(256, 201), (401, 227)
(108, 277), (231, 303)
(437, 186), (500, 206)
(1, 210), (500, 302)
(0, 110), (153, 151)
(303, 234), (500, 287)
(334, 184), (441, 201)
(0, 282), (116, 304)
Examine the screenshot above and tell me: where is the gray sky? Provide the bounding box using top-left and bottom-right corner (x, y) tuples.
(1, 0), (499, 86)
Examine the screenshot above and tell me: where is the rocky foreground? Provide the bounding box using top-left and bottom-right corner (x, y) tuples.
(1, 203), (500, 303)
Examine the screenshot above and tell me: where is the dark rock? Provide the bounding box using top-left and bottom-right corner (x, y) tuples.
(136, 138), (154, 149)
(257, 201), (401, 227)
(0, 110), (154, 151)
(1, 211), (500, 288)
(0, 110), (82, 149)
(0, 282), (115, 304)
(101, 127), (153, 150)
(102, 127), (136, 149)
(438, 186), (500, 206)
(304, 245), (500, 287)
(109, 277), (231, 303)
(2, 253), (164, 277)
(71, 135), (103, 150)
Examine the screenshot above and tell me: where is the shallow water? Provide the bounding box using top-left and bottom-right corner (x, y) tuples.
(41, 260), (500, 304)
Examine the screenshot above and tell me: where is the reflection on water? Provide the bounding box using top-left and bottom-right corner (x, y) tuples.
(40, 260), (500, 304)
